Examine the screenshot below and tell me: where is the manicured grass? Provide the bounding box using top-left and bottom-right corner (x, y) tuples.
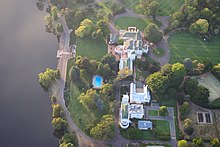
(114, 17), (150, 31)
(76, 37), (107, 60)
(152, 48), (165, 57)
(168, 32), (220, 64)
(148, 110), (159, 116)
(120, 127), (154, 140)
(68, 82), (102, 133)
(155, 120), (170, 134)
(157, 0), (184, 16)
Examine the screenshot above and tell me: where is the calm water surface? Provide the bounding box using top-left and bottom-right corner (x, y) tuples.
(0, 0), (59, 146)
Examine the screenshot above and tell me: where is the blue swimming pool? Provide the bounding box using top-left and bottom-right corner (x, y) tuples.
(92, 75), (103, 89)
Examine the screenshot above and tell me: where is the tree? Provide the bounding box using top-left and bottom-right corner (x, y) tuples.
(210, 138), (219, 146)
(172, 11), (185, 21)
(147, 1), (159, 19)
(75, 26), (86, 38)
(178, 140), (188, 147)
(146, 72), (169, 95)
(60, 143), (74, 147)
(117, 67), (132, 81)
(192, 138), (204, 147)
(183, 118), (192, 129)
(90, 115), (114, 140)
(101, 53), (116, 70)
(79, 89), (97, 109)
(144, 23), (163, 43)
(80, 19), (94, 35)
(38, 68), (59, 90)
(51, 6), (58, 21)
(59, 133), (76, 147)
(100, 83), (113, 100)
(52, 104), (62, 118)
(96, 20), (109, 35)
(191, 86), (210, 107)
(75, 19), (94, 38)
(201, 8), (213, 20)
(52, 117), (67, 131)
(170, 62), (186, 87)
(190, 19), (209, 34)
(180, 101), (190, 120)
(159, 106), (168, 116)
(75, 10), (84, 21)
(184, 78), (198, 96)
(183, 58), (193, 71)
(212, 63), (220, 80)
(75, 56), (90, 69)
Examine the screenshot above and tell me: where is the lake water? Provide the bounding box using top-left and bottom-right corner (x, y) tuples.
(0, 0), (59, 146)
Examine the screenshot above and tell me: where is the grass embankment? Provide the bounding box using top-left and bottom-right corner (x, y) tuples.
(114, 17), (150, 31)
(168, 32), (220, 64)
(76, 37), (107, 61)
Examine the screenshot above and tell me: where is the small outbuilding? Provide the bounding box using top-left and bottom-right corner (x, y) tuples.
(138, 120), (152, 130)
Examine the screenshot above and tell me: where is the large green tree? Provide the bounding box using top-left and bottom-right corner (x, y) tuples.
(38, 68), (59, 90)
(190, 19), (209, 34)
(146, 72), (169, 95)
(79, 89), (97, 109)
(90, 115), (114, 140)
(144, 23), (163, 43)
(52, 117), (67, 131)
(170, 62), (186, 87)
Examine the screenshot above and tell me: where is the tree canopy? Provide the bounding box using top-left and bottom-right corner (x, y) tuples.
(38, 68), (60, 90)
(52, 117), (67, 131)
(90, 115), (114, 140)
(178, 140), (188, 147)
(144, 23), (163, 43)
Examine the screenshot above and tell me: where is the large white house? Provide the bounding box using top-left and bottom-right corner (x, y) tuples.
(130, 83), (151, 103)
(119, 82), (151, 129)
(114, 27), (149, 72)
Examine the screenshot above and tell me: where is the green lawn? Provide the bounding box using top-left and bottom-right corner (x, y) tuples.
(155, 120), (170, 134)
(120, 127), (154, 140)
(157, 0), (184, 16)
(168, 32), (220, 64)
(152, 48), (165, 57)
(148, 110), (159, 116)
(114, 17), (150, 31)
(68, 82), (102, 133)
(76, 37), (107, 60)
